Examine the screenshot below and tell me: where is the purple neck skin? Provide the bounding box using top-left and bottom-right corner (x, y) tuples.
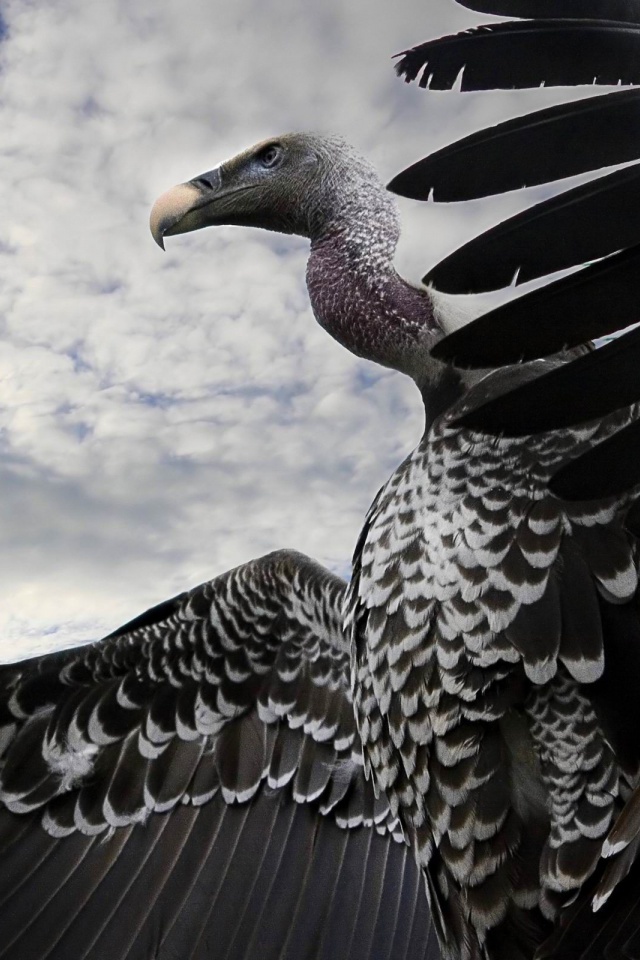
(307, 227), (447, 376)
(306, 228), (466, 429)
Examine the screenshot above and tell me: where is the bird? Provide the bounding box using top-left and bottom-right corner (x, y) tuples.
(5, 2), (640, 959)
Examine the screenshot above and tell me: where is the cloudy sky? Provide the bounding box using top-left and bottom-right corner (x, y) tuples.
(0, 0), (599, 661)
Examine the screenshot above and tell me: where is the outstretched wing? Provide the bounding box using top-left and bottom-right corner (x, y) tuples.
(0, 549), (437, 960)
(392, 1), (640, 500)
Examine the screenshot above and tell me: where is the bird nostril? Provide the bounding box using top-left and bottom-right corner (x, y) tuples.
(191, 173), (219, 192)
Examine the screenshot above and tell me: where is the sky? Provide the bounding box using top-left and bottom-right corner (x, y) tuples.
(0, 0), (605, 661)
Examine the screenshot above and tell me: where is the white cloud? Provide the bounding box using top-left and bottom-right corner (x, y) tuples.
(0, 0), (596, 661)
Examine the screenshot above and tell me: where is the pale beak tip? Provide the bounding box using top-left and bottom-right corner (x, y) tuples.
(150, 182), (203, 251)
(149, 204), (167, 250)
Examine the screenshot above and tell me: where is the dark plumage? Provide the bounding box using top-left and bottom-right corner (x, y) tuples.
(0, 552), (436, 959)
(6, 2), (640, 958)
(388, 89), (640, 207)
(395, 18), (640, 90)
(423, 163), (640, 296)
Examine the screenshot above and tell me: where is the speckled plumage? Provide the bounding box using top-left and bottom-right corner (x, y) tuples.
(346, 386), (640, 958)
(0, 552), (437, 959)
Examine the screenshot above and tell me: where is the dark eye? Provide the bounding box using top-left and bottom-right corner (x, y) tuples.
(257, 144), (282, 168)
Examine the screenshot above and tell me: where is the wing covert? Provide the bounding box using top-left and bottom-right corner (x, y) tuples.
(0, 550), (437, 960)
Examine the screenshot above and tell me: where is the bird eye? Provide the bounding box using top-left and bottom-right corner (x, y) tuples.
(257, 145), (282, 168)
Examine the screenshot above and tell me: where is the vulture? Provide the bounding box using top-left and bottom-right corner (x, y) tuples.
(4, 1), (640, 959)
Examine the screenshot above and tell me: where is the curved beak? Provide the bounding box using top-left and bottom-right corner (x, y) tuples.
(149, 168), (222, 250)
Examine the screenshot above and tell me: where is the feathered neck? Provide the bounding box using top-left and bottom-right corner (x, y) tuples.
(305, 209), (467, 427)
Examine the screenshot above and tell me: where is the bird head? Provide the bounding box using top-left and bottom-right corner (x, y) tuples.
(150, 132), (396, 248)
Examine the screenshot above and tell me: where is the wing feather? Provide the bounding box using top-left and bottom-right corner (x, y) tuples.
(0, 550), (434, 959)
(449, 331), (640, 437)
(433, 244), (640, 371)
(389, 90), (640, 206)
(396, 20), (640, 92)
(550, 421), (640, 501)
(423, 163), (640, 294)
(455, 0), (640, 23)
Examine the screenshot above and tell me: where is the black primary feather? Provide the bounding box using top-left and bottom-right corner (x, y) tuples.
(432, 243), (640, 368)
(396, 20), (640, 92)
(451, 325), (640, 436)
(422, 162), (640, 293)
(388, 90), (640, 205)
(549, 419), (640, 501)
(592, 596), (640, 775)
(455, 0), (640, 23)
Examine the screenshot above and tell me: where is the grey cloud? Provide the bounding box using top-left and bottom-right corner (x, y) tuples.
(0, 0), (589, 661)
